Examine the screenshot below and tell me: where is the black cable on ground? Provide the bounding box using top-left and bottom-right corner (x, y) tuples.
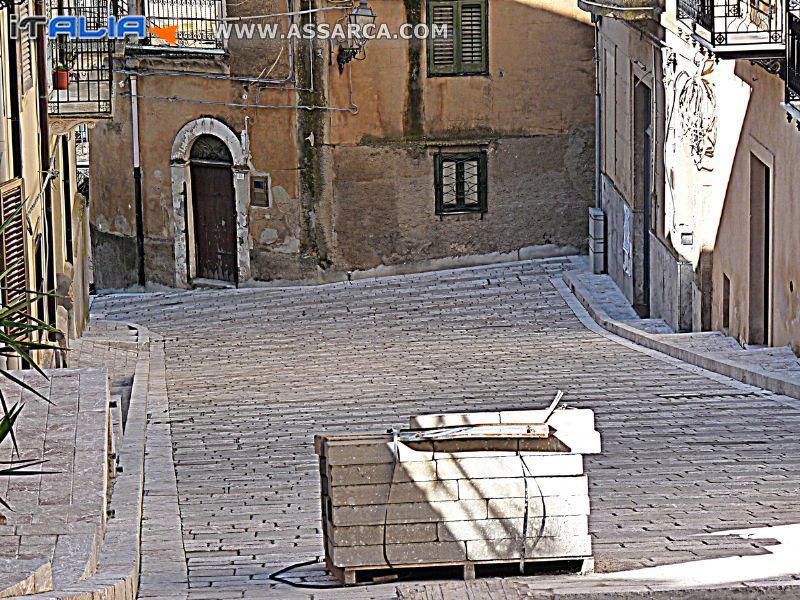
(518, 450), (547, 574)
(268, 556), (349, 589)
(382, 428), (399, 570)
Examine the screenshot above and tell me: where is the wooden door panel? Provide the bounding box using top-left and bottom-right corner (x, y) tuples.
(191, 164), (237, 283)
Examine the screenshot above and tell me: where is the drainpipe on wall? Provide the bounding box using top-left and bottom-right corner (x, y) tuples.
(130, 75), (146, 287)
(588, 15), (607, 275)
(593, 15), (602, 211)
(34, 0), (57, 334)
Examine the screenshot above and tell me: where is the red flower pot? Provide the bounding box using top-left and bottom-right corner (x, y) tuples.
(53, 69), (70, 91)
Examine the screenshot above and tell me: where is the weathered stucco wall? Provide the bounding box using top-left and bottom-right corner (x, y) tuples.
(319, 0), (596, 272)
(90, 67), (304, 288)
(90, 0), (596, 288)
(713, 61), (800, 353)
(598, 18), (800, 352)
(328, 132), (593, 270)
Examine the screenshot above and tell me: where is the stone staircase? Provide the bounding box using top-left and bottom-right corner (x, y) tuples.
(0, 319), (148, 598)
(0, 369), (113, 598)
(563, 269), (800, 398)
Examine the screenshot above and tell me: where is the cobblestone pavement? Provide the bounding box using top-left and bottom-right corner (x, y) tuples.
(91, 258), (800, 599)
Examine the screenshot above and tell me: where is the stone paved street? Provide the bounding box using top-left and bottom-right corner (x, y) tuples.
(90, 258), (800, 599)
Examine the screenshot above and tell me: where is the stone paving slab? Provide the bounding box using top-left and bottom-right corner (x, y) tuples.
(0, 368), (110, 596)
(90, 258), (800, 599)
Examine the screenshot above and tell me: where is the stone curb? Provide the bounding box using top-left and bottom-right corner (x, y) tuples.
(24, 324), (154, 600)
(563, 271), (800, 401)
(399, 581), (800, 600)
(517, 581), (800, 600)
(236, 244), (581, 288)
(0, 560), (51, 597)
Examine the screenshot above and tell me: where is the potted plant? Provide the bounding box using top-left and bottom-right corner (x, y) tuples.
(52, 64), (71, 91)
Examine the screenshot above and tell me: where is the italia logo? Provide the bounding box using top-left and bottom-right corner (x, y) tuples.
(45, 16), (178, 45)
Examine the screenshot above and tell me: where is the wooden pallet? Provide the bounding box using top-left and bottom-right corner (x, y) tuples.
(326, 554), (594, 585)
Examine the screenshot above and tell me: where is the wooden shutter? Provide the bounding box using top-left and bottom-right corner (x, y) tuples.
(429, 2), (456, 72)
(0, 179), (29, 317)
(427, 0), (488, 75)
(459, 2), (486, 72)
(18, 1), (34, 94)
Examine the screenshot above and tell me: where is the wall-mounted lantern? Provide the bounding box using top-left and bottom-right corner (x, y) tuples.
(337, 0), (376, 73)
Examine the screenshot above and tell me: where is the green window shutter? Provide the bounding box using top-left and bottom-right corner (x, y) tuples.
(428, 1), (458, 74)
(427, 0), (487, 75)
(458, 2), (486, 73)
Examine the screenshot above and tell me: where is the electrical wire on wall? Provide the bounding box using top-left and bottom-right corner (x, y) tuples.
(119, 0), (363, 112)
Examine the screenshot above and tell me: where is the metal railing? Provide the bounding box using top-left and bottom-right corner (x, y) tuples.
(141, 0), (224, 50)
(677, 0), (784, 51)
(787, 10), (800, 103)
(47, 0), (124, 117)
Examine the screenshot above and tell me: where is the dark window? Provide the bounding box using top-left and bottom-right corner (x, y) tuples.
(62, 137), (74, 263)
(723, 273), (731, 329)
(434, 151), (487, 215)
(251, 177), (270, 207)
(190, 135), (233, 164)
(427, 0), (488, 76)
(6, 9), (23, 179)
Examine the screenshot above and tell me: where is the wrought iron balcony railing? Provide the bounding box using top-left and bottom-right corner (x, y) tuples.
(139, 0), (224, 50)
(676, 0), (785, 57)
(47, 0), (124, 118)
(786, 10), (800, 106)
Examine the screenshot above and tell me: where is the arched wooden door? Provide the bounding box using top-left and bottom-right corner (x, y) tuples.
(189, 135), (237, 283)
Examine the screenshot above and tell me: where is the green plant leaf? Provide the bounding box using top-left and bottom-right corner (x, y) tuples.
(0, 371), (50, 404)
(0, 392), (20, 458)
(0, 401), (22, 445)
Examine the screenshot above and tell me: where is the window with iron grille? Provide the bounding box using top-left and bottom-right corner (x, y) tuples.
(143, 0), (225, 50)
(427, 0), (488, 76)
(434, 152), (487, 215)
(0, 179), (29, 334)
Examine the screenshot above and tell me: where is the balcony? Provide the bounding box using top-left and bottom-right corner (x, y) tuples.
(577, 0), (662, 21)
(135, 0), (225, 52)
(786, 11), (800, 109)
(676, 0), (785, 58)
(47, 0), (125, 123)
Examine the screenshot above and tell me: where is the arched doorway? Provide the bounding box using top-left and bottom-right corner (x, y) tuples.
(189, 135), (237, 283)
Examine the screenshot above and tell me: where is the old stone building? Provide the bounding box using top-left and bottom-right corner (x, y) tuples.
(89, 0), (596, 289)
(0, 0), (92, 367)
(580, 0), (800, 352)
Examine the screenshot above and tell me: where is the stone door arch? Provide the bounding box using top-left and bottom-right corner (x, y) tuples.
(171, 118), (250, 287)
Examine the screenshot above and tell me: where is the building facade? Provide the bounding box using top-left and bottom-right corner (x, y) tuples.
(581, 0), (800, 353)
(89, 0), (596, 289)
(0, 0), (92, 368)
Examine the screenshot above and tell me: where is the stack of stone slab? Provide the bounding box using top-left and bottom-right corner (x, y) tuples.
(316, 407), (601, 584)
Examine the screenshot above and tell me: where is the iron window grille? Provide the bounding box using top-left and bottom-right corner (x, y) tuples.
(427, 0), (488, 76)
(47, 0), (125, 117)
(787, 7), (800, 105)
(434, 151), (487, 215)
(676, 0), (784, 53)
(141, 0), (224, 50)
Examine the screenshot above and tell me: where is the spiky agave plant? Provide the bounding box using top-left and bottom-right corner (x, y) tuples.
(0, 201), (62, 512)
